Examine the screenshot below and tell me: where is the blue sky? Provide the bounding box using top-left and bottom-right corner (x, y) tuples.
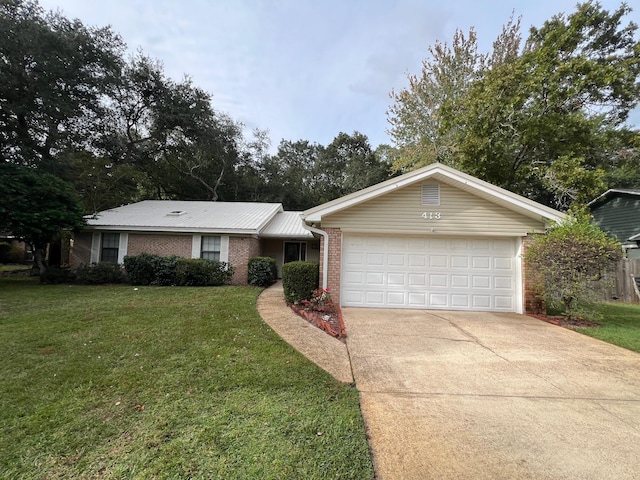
(39, 0), (640, 151)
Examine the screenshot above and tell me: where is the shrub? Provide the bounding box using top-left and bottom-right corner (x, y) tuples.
(40, 266), (74, 284)
(282, 261), (319, 304)
(248, 256), (278, 287)
(74, 262), (126, 285)
(152, 255), (179, 286)
(175, 258), (234, 286)
(123, 253), (159, 285)
(524, 209), (623, 320)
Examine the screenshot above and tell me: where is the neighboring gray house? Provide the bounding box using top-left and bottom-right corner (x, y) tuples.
(71, 201), (319, 285)
(589, 189), (640, 259)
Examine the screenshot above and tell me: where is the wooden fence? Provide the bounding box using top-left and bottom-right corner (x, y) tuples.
(602, 258), (640, 304)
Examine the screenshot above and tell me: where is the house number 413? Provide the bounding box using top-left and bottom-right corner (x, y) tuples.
(421, 212), (441, 220)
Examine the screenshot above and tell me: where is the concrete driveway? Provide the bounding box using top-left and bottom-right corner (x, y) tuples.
(343, 308), (640, 480)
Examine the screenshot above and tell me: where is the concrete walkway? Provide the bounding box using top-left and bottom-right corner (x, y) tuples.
(256, 282), (353, 383)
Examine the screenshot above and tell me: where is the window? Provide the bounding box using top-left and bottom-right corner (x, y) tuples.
(201, 236), (221, 261)
(421, 183), (440, 206)
(101, 233), (120, 263)
(284, 241), (307, 263)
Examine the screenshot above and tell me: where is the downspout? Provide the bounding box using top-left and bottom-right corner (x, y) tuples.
(301, 216), (329, 290)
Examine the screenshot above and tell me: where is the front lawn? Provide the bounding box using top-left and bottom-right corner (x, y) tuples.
(0, 278), (373, 479)
(576, 302), (640, 353)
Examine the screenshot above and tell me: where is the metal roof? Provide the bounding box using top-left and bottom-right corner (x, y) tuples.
(86, 200), (283, 234)
(260, 211), (313, 238)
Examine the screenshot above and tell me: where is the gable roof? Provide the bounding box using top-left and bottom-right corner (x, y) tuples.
(260, 211), (313, 238)
(302, 163), (565, 224)
(86, 200), (284, 234)
(588, 189), (640, 208)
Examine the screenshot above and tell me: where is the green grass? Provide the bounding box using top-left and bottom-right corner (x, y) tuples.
(575, 302), (640, 353)
(0, 264), (31, 272)
(0, 278), (373, 479)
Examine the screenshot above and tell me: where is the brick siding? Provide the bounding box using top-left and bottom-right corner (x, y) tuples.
(228, 236), (261, 285)
(522, 234), (545, 314)
(320, 227), (342, 306)
(128, 234), (192, 258)
(70, 232), (93, 266)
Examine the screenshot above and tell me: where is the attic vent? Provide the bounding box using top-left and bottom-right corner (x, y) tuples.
(421, 183), (440, 206)
(167, 210), (186, 216)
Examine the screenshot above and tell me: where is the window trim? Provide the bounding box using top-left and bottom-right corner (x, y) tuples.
(100, 232), (120, 263)
(201, 235), (221, 261)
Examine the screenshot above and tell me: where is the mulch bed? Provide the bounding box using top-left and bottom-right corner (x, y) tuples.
(528, 314), (600, 329)
(290, 305), (346, 341)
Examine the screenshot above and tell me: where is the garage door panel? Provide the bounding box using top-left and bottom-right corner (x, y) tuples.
(388, 254), (406, 266)
(451, 275), (468, 288)
(409, 255), (426, 267)
(387, 292), (406, 305)
(342, 235), (518, 312)
(429, 274), (448, 287)
(429, 255), (448, 268)
(408, 273), (426, 286)
(408, 293), (427, 306)
(388, 273), (406, 286)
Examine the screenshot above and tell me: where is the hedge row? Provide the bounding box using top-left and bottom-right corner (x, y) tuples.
(123, 254), (234, 286)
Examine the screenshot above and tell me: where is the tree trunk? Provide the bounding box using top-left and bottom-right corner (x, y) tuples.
(32, 242), (48, 278)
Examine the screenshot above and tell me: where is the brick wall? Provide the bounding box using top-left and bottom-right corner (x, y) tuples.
(70, 232), (93, 267)
(229, 236), (261, 285)
(320, 227), (342, 305)
(128, 234), (192, 258)
(522, 234), (545, 314)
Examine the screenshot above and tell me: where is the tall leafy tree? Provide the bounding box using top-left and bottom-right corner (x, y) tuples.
(315, 131), (389, 203)
(101, 55), (243, 201)
(387, 15), (521, 172)
(387, 2), (640, 209)
(0, 163), (85, 275)
(0, 0), (124, 167)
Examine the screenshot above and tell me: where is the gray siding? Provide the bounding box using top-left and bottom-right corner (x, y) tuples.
(323, 182), (546, 236)
(592, 194), (640, 243)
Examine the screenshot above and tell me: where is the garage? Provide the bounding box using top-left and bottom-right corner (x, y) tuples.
(341, 234), (519, 311)
(302, 163), (565, 315)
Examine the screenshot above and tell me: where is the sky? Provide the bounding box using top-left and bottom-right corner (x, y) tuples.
(38, 0), (640, 152)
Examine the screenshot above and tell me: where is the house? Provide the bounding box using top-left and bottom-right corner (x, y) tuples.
(70, 201), (320, 285)
(72, 163), (565, 314)
(589, 189), (640, 259)
(302, 163), (564, 314)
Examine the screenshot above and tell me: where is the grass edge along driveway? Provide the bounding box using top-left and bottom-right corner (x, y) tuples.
(0, 279), (374, 479)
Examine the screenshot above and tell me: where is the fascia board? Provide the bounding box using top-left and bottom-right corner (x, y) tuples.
(82, 225), (259, 235)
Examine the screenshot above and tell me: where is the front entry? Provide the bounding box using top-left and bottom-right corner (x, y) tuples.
(284, 241), (307, 263)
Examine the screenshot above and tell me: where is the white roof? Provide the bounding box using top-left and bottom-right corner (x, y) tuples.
(260, 212), (313, 238)
(303, 163), (565, 224)
(86, 200), (284, 234)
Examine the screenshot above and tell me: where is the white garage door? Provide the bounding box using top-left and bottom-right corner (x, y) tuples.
(341, 235), (519, 312)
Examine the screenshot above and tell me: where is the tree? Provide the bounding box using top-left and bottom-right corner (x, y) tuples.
(387, 2), (640, 209)
(0, 163), (85, 275)
(524, 210), (622, 320)
(387, 15), (521, 172)
(315, 132), (390, 203)
(0, 0), (124, 167)
(101, 54), (243, 201)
